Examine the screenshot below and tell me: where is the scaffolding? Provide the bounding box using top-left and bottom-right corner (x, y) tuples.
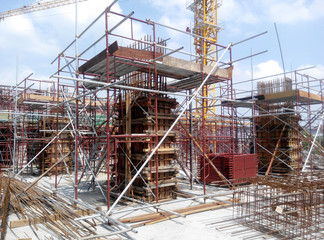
(49, 6), (239, 206)
(0, 4), (322, 239)
(233, 70), (324, 175)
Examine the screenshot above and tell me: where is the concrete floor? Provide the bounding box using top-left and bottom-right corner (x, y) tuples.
(6, 173), (278, 240)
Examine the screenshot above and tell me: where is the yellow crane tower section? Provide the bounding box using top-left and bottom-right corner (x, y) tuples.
(187, 0), (221, 116)
(0, 0), (88, 20)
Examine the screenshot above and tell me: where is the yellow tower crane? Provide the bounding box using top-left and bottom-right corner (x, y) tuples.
(0, 0), (89, 20)
(187, 0), (222, 117)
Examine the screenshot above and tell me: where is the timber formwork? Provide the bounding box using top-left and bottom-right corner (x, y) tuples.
(232, 74), (324, 174)
(255, 79), (301, 173)
(115, 96), (179, 202)
(233, 172), (324, 239)
(255, 108), (300, 173)
(255, 77), (324, 174)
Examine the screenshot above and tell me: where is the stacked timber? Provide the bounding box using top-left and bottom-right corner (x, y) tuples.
(116, 96), (179, 202)
(256, 113), (300, 173)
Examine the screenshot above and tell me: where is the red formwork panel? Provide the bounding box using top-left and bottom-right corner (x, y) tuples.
(199, 154), (258, 184)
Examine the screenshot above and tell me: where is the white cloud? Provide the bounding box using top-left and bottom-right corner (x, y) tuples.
(253, 60), (284, 79)
(140, 0), (192, 59)
(296, 64), (324, 96)
(234, 67), (250, 83)
(265, 0), (311, 24)
(0, 0), (124, 55)
(263, 0), (324, 24)
(0, 14), (60, 56)
(216, 0), (261, 36)
(2, 14), (34, 34)
(220, 0), (259, 25)
(233, 60), (284, 97)
(148, 0), (188, 12)
(233, 62), (324, 97)
(147, 0), (191, 37)
(0, 0), (150, 85)
(219, 0), (324, 35)
(55, 0), (122, 25)
(0, 64), (34, 86)
(297, 64), (324, 79)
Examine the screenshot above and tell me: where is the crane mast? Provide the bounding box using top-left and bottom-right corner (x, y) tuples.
(189, 0), (221, 65)
(187, 0), (221, 116)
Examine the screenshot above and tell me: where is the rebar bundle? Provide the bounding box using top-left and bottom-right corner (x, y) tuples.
(0, 173), (97, 239)
(234, 172), (324, 239)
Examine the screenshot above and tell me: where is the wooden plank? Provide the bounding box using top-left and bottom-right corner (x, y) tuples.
(265, 123), (286, 176)
(131, 201), (230, 227)
(119, 212), (168, 223)
(141, 166), (178, 174)
(264, 90), (296, 101)
(174, 191), (195, 198)
(1, 178), (11, 240)
(298, 89), (323, 102)
(162, 56), (232, 78)
(143, 148), (177, 153)
(119, 201), (230, 224)
(78, 41), (119, 73)
(78, 44), (163, 74)
(125, 92), (132, 197)
(18, 94), (102, 106)
(263, 89), (323, 103)
(9, 207), (102, 229)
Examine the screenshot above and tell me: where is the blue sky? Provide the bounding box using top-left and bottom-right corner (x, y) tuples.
(0, 0), (323, 89)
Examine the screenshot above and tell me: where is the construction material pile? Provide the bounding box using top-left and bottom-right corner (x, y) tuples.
(233, 172), (324, 239)
(0, 173), (98, 239)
